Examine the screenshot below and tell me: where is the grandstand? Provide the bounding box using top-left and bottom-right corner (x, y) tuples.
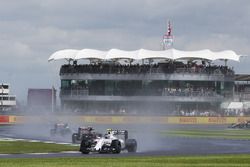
(49, 48), (242, 116)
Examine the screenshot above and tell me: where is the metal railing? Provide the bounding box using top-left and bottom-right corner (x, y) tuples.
(60, 88), (222, 98)
(59, 65), (234, 77)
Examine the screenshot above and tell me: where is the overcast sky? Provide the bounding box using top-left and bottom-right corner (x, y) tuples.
(1, 0), (250, 102)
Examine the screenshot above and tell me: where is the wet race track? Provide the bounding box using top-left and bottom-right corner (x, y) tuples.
(1, 124), (250, 158)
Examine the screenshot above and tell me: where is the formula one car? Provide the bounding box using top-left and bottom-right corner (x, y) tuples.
(228, 120), (250, 129)
(72, 126), (102, 144)
(50, 123), (72, 136)
(79, 129), (137, 154)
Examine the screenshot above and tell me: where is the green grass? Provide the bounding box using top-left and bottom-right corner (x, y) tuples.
(1, 155), (250, 167)
(162, 129), (250, 140)
(0, 141), (78, 154)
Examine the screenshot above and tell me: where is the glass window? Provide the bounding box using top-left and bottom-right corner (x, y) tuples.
(61, 80), (71, 89)
(3, 85), (8, 89)
(10, 97), (16, 101)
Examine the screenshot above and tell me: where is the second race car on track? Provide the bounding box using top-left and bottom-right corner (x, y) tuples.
(228, 120), (250, 129)
(79, 129), (137, 154)
(50, 123), (72, 136)
(72, 126), (102, 144)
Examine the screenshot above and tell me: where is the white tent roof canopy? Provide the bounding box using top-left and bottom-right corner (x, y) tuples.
(48, 48), (242, 62)
(75, 49), (107, 60)
(227, 102), (244, 109)
(48, 49), (79, 61)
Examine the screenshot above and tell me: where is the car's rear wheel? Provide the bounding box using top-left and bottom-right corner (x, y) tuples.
(126, 139), (137, 153)
(239, 124), (245, 128)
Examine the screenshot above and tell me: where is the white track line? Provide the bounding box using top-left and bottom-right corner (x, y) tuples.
(0, 137), (79, 146)
(60, 151), (79, 153)
(0, 152), (80, 156)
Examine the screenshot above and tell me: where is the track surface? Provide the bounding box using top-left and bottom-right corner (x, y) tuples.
(1, 124), (250, 158)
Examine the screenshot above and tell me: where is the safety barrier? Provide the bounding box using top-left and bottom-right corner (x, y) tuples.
(0, 115), (14, 124)
(1, 115), (250, 125)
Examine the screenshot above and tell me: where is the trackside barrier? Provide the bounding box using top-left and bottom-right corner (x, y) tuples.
(0, 115), (9, 124)
(2, 115), (250, 125)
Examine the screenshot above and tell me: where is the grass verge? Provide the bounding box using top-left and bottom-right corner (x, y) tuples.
(1, 154), (250, 167)
(0, 141), (78, 154)
(162, 129), (250, 140)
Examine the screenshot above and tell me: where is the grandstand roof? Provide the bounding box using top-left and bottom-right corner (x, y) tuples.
(48, 48), (241, 62)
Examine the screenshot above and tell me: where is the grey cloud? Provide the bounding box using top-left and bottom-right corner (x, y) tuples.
(1, 0), (250, 101)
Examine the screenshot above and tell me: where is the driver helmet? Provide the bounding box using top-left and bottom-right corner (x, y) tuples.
(106, 128), (112, 134)
(87, 126), (94, 131)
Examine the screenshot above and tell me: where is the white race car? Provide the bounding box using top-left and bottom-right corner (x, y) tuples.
(79, 129), (137, 154)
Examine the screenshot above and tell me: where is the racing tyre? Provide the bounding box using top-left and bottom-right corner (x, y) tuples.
(239, 124), (245, 128)
(80, 139), (90, 154)
(72, 133), (78, 144)
(111, 140), (121, 154)
(126, 139), (137, 153)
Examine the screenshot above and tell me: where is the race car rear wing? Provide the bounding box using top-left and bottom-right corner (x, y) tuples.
(110, 130), (128, 140)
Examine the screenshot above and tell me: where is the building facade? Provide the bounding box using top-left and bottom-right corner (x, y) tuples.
(0, 83), (16, 111)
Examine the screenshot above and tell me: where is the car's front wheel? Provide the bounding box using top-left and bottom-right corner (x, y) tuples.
(111, 140), (121, 154)
(80, 139), (90, 154)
